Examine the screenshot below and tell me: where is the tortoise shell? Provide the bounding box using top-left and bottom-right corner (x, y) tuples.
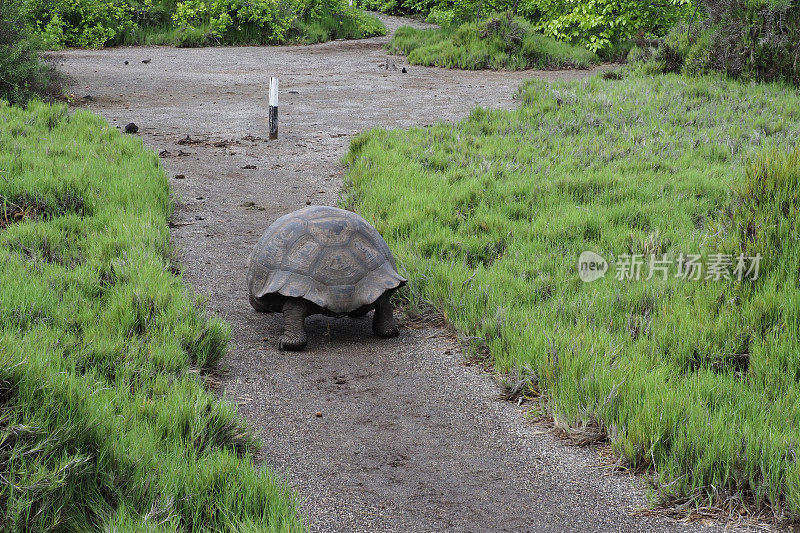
(247, 206), (406, 316)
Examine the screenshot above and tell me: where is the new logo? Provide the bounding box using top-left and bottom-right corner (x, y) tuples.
(578, 251), (608, 282)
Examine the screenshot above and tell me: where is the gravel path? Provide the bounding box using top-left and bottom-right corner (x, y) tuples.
(54, 15), (725, 532)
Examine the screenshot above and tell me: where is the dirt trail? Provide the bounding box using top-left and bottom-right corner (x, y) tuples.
(55, 16), (724, 532)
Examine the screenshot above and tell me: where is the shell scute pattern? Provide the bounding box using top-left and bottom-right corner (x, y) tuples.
(282, 234), (320, 275)
(314, 247), (363, 286)
(306, 214), (352, 246)
(349, 233), (386, 271)
(247, 206), (406, 315)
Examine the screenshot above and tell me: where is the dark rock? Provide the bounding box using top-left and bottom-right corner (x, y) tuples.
(174, 174), (186, 179)
(401, 67), (407, 73)
(142, 58), (151, 64)
(124, 122), (138, 134)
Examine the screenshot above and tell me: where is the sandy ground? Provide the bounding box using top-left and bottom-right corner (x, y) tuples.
(53, 15), (729, 533)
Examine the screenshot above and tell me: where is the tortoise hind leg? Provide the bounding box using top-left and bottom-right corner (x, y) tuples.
(372, 293), (399, 339)
(280, 298), (311, 351)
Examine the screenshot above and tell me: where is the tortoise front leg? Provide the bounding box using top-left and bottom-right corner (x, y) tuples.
(280, 298), (311, 351)
(372, 293), (399, 339)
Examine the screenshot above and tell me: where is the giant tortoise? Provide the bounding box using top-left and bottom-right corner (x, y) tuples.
(247, 206), (406, 350)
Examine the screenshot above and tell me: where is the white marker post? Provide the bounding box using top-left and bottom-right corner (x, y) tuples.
(269, 76), (279, 140)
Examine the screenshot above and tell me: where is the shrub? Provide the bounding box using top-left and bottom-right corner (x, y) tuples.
(7, 0), (384, 48)
(14, 0), (136, 48)
(171, 0), (292, 44)
(0, 1), (60, 105)
(358, 0), (540, 23)
(356, 0), (443, 17)
(642, 1), (800, 85)
(166, 0), (384, 46)
(364, 0), (696, 53)
(700, 0), (799, 84)
(530, 0), (694, 52)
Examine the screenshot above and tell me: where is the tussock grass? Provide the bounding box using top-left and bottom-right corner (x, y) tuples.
(343, 71), (800, 519)
(387, 16), (598, 70)
(0, 100), (301, 532)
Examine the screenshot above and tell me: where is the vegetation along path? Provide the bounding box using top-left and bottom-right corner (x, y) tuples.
(55, 15), (723, 533)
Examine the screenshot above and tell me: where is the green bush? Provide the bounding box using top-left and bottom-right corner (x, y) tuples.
(356, 0), (443, 17)
(647, 0), (800, 85)
(388, 14), (597, 70)
(362, 0), (694, 53)
(530, 0), (694, 52)
(15, 0), (136, 48)
(7, 0), (384, 48)
(0, 1), (60, 105)
(357, 0), (542, 25)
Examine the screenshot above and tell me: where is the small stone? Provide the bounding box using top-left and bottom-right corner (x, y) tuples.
(142, 58), (151, 64)
(124, 122), (138, 134)
(306, 200), (311, 205)
(124, 60), (129, 65)
(315, 412), (322, 418)
(401, 67), (407, 73)
(174, 174), (185, 179)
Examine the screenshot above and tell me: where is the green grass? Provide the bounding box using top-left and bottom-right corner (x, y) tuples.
(343, 70), (800, 519)
(0, 100), (301, 532)
(387, 16), (598, 70)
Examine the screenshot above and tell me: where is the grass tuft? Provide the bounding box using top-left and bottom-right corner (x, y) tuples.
(388, 15), (598, 70)
(0, 99), (301, 532)
(343, 71), (800, 520)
